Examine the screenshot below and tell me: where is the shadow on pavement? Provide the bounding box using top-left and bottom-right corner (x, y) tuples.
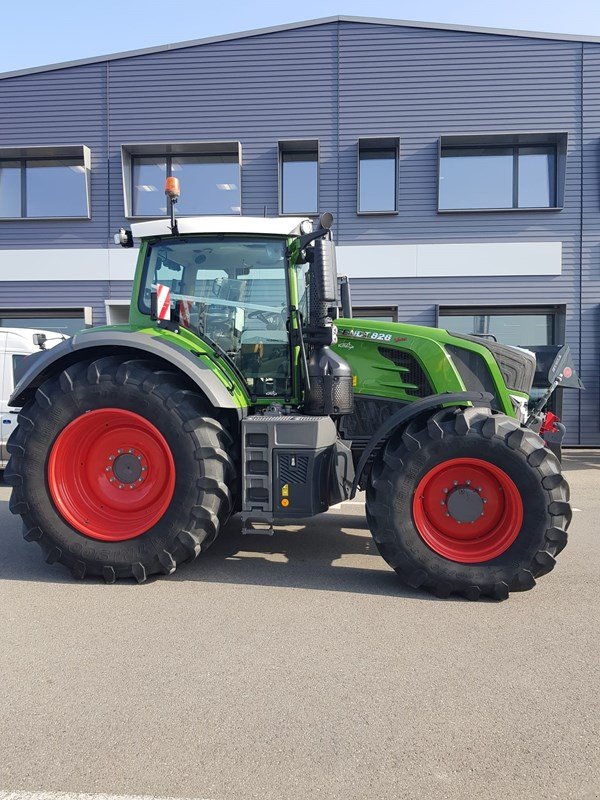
(168, 512), (440, 600)
(0, 473), (438, 598)
(562, 448), (600, 472)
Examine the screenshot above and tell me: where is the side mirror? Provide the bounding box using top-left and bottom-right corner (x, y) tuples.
(339, 275), (353, 319)
(114, 228), (133, 248)
(319, 212), (333, 230)
(33, 333), (47, 349)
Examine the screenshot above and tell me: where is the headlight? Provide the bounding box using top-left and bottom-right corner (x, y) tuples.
(300, 219), (313, 235)
(509, 394), (529, 424)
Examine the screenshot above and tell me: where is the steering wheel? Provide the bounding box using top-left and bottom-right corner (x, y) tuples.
(248, 309), (286, 329)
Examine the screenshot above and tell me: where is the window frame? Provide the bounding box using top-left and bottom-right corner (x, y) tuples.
(0, 306), (93, 332)
(121, 141), (242, 219)
(435, 303), (566, 346)
(277, 139), (319, 217)
(352, 305), (399, 322)
(437, 132), (568, 213)
(357, 136), (400, 216)
(0, 145), (91, 221)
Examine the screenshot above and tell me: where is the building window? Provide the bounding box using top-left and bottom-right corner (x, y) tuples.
(353, 306), (398, 322)
(0, 307), (92, 337)
(278, 140), (318, 215)
(438, 133), (567, 211)
(437, 305), (565, 347)
(0, 145), (91, 219)
(122, 142), (241, 218)
(358, 137), (399, 214)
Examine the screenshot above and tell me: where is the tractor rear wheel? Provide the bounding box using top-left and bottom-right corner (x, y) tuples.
(365, 407), (571, 600)
(5, 356), (236, 582)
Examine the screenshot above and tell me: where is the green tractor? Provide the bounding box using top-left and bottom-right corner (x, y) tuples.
(5, 181), (576, 599)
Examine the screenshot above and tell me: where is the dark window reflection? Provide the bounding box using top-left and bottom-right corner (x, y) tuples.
(132, 157), (167, 216)
(0, 315), (84, 337)
(440, 144), (557, 210)
(518, 147), (556, 208)
(359, 146), (397, 212)
(439, 312), (554, 346)
(0, 161), (21, 217)
(281, 150), (318, 214)
(174, 155), (240, 215)
(26, 159), (88, 217)
(440, 147), (513, 210)
(131, 154), (241, 217)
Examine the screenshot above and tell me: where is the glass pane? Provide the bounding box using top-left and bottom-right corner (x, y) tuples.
(356, 314), (395, 322)
(0, 161), (21, 218)
(439, 312), (553, 346)
(132, 157), (167, 216)
(439, 147), (513, 209)
(359, 148), (396, 212)
(143, 237), (290, 396)
(295, 262), (310, 319)
(173, 155), (240, 215)
(25, 159), (87, 217)
(518, 146), (556, 208)
(12, 354), (28, 384)
(281, 151), (317, 214)
(0, 316), (83, 336)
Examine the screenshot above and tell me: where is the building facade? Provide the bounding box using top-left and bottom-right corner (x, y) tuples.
(0, 16), (599, 443)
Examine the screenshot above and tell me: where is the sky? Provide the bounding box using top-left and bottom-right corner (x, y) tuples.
(0, 0), (599, 74)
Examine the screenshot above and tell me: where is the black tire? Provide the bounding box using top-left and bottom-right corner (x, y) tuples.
(5, 356), (237, 582)
(366, 407), (571, 600)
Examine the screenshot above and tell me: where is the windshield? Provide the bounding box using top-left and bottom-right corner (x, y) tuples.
(141, 236), (291, 397)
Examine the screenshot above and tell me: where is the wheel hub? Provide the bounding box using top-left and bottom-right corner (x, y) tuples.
(446, 486), (484, 524)
(111, 452), (144, 485)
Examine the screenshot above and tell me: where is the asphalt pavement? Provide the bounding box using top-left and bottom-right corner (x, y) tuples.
(0, 450), (598, 800)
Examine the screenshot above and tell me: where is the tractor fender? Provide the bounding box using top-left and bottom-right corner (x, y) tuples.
(9, 330), (243, 416)
(350, 391), (493, 498)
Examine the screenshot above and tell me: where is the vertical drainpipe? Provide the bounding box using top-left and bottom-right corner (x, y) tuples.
(578, 42), (584, 445)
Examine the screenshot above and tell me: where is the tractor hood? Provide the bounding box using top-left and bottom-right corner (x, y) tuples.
(450, 333), (536, 395)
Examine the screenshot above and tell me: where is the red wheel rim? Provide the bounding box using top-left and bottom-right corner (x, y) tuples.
(412, 457), (523, 563)
(47, 408), (176, 541)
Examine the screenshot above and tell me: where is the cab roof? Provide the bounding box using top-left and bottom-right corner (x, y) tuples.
(130, 215), (309, 239)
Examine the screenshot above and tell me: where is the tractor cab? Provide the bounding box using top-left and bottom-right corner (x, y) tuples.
(136, 224), (298, 400)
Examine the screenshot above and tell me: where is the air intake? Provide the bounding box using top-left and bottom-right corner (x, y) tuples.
(378, 347), (432, 396)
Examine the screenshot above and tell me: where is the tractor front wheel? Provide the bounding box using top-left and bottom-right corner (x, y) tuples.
(5, 356), (236, 582)
(365, 407), (571, 600)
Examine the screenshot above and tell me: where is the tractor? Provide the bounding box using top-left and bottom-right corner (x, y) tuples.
(5, 179), (578, 599)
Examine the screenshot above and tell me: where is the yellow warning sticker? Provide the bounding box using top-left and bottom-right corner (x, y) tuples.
(282, 483), (289, 498)
(352, 375), (358, 387)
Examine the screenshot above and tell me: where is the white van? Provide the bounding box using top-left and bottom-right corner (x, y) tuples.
(0, 328), (67, 468)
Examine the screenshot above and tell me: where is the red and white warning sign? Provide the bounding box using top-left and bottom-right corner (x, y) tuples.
(156, 283), (171, 320)
(177, 299), (193, 328)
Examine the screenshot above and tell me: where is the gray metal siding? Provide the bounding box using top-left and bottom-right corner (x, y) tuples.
(0, 281), (109, 326)
(0, 19), (598, 442)
(581, 45), (600, 445)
